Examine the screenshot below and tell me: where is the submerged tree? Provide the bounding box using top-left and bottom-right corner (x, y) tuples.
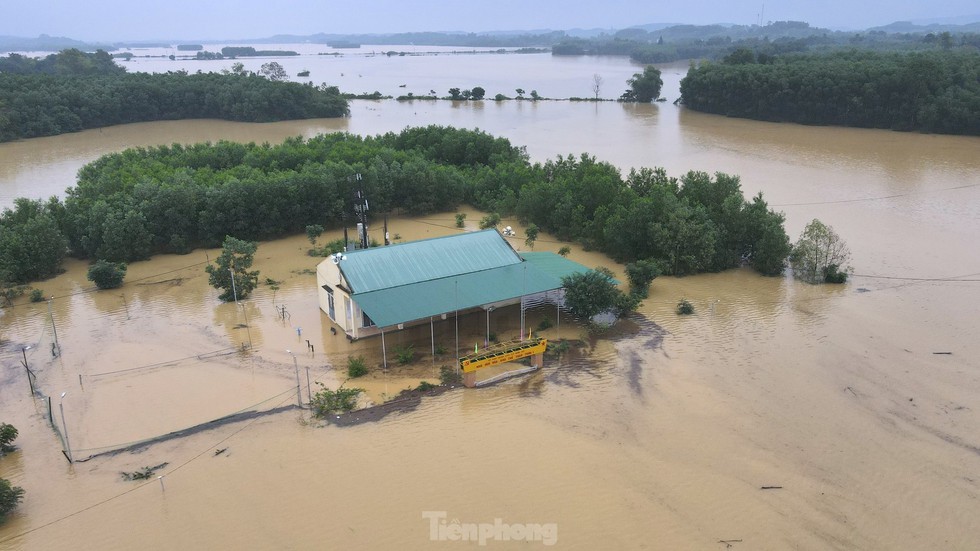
(622, 65), (663, 102)
(790, 219), (852, 284)
(206, 236), (260, 301)
(591, 73), (603, 100)
(0, 477), (24, 523)
(624, 258), (660, 298)
(562, 267), (635, 322)
(0, 423), (17, 454)
(87, 260), (127, 289)
(524, 223), (539, 250)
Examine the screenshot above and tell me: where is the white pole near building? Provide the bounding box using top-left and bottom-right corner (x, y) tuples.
(381, 329), (388, 372)
(381, 327), (388, 397)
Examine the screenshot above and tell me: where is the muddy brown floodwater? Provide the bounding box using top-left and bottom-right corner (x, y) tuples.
(2, 51), (980, 549)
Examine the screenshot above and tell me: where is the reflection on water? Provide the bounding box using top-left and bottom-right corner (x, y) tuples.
(2, 52), (980, 549)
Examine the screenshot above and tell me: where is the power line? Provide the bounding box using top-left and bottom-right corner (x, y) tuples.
(0, 389), (298, 545)
(852, 272), (980, 282)
(1, 258), (211, 311)
(771, 182), (980, 207)
(85, 347), (239, 378)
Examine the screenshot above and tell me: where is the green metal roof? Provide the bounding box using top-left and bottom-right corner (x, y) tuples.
(339, 229), (521, 293)
(348, 246), (593, 328)
(519, 252), (595, 282)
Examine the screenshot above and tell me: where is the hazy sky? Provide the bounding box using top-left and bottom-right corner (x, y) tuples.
(3, 0), (978, 41)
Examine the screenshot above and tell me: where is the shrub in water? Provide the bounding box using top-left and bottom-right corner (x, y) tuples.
(311, 382), (363, 416)
(87, 260), (127, 289)
(347, 355), (368, 378)
(395, 345), (415, 365)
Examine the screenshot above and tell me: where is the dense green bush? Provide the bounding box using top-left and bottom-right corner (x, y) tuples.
(86, 260), (127, 289)
(311, 383), (363, 416)
(0, 478), (24, 523)
(0, 423), (17, 454)
(0, 198), (68, 284)
(394, 345), (415, 365)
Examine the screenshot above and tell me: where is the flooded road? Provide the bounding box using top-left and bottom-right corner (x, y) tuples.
(2, 50), (980, 549)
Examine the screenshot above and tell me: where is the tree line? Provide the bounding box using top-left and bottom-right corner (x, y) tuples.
(552, 21), (980, 64)
(679, 49), (980, 135)
(1, 126), (790, 288)
(0, 49), (349, 142)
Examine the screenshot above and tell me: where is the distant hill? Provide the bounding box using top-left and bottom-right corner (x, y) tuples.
(4, 15), (980, 55)
(0, 34), (112, 53)
(871, 20), (980, 33)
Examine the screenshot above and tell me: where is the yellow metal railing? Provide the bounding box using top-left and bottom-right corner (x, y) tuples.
(459, 337), (548, 373)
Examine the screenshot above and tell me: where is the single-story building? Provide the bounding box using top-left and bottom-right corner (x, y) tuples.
(316, 229), (592, 343)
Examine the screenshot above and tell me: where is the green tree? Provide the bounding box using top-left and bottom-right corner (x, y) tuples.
(623, 65), (664, 102)
(478, 213), (501, 230)
(206, 236), (260, 301)
(97, 209), (152, 262)
(471, 86), (486, 100)
(448, 87), (462, 100)
(0, 477), (24, 523)
(0, 423), (17, 454)
(790, 219), (852, 284)
(561, 268), (620, 321)
(743, 194), (791, 276)
(524, 223), (539, 249)
(87, 260), (127, 289)
(624, 259), (660, 297)
(305, 224), (324, 248)
(0, 198), (68, 283)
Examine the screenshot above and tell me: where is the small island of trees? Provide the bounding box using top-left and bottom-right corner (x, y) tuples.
(679, 49), (980, 135)
(1, 126), (791, 297)
(0, 49), (349, 143)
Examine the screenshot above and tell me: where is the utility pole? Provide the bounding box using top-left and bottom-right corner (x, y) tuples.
(21, 346), (34, 395)
(48, 299), (60, 356)
(59, 392), (73, 463)
(287, 350), (302, 407)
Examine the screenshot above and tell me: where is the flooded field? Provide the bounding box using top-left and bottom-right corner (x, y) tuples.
(1, 51), (980, 549)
